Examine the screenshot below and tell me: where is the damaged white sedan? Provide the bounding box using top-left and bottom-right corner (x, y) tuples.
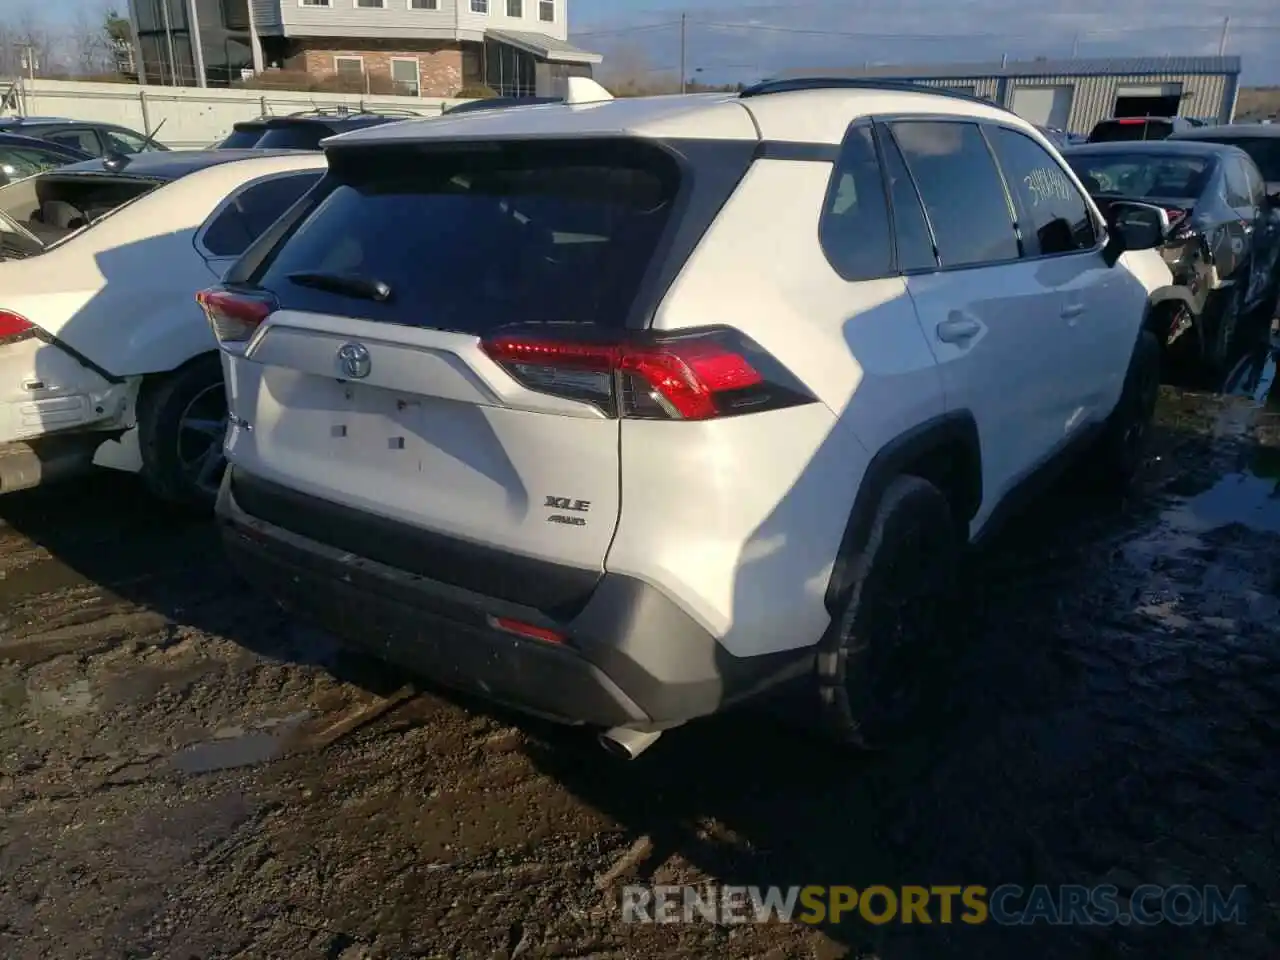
(0, 149), (325, 505)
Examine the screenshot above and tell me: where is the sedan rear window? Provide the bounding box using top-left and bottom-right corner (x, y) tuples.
(254, 140), (680, 334)
(1064, 153), (1213, 201)
(0, 172), (161, 248)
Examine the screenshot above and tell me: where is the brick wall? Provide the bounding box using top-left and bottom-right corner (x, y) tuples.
(287, 39), (465, 96)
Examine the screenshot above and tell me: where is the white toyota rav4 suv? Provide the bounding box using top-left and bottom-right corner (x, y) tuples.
(206, 79), (1183, 758)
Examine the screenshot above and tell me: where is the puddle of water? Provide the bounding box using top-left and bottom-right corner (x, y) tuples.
(1163, 471), (1280, 536)
(170, 711), (311, 775)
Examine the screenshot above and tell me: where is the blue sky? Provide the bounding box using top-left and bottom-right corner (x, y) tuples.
(30, 0), (1280, 84)
(571, 0), (1280, 84)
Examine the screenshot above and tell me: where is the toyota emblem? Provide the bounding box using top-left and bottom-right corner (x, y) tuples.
(336, 342), (371, 379)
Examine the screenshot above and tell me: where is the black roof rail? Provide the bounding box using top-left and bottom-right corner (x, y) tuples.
(282, 105), (424, 119)
(739, 77), (1010, 112)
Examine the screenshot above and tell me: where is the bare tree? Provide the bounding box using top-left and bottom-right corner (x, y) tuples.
(597, 44), (680, 97)
(65, 0), (120, 76)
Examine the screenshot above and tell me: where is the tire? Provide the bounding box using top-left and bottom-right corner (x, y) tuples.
(1206, 278), (1246, 375)
(1093, 329), (1159, 490)
(815, 475), (961, 750)
(137, 354), (228, 511)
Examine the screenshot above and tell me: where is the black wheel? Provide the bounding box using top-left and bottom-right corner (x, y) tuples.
(815, 475), (961, 750)
(137, 354), (228, 510)
(1207, 279), (1246, 374)
(1093, 329), (1159, 489)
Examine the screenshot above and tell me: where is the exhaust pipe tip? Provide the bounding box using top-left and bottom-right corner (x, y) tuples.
(598, 726), (663, 760)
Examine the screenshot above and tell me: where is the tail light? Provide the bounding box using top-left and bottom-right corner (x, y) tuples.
(480, 326), (815, 421)
(0, 309), (36, 344)
(1159, 206), (1195, 240)
(197, 286), (277, 344)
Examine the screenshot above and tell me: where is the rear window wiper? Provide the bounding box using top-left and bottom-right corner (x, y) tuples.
(285, 271), (392, 302)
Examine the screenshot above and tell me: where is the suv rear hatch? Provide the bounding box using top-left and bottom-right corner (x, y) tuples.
(211, 139), (685, 612)
(1088, 118), (1176, 143)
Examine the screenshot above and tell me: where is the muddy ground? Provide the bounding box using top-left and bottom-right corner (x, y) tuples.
(2, 352), (1279, 960)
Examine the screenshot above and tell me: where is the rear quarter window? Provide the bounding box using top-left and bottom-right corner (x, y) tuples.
(252, 140), (681, 335)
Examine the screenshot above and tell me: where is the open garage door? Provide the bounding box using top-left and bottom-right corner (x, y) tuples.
(1113, 83), (1184, 119)
(1011, 85), (1074, 129)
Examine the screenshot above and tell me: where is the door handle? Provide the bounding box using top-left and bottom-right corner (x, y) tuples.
(1061, 303), (1086, 320)
(936, 315), (983, 344)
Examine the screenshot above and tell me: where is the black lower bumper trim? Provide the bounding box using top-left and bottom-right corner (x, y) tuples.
(218, 468), (813, 727)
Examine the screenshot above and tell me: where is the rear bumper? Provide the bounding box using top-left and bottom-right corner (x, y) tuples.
(0, 333), (132, 445)
(217, 469), (812, 728)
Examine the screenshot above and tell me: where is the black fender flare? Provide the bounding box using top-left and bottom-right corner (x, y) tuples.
(824, 411), (981, 614)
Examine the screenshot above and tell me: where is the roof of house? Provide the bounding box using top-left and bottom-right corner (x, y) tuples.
(487, 29), (602, 65)
(781, 56), (1242, 81)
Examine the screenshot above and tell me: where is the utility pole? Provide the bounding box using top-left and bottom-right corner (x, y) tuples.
(158, 0), (178, 85)
(675, 12), (686, 94)
(1217, 16), (1230, 56)
(1071, 33), (1079, 57)
(14, 40), (37, 87)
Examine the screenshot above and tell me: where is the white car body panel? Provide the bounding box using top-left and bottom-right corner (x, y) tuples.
(213, 87), (1178, 724)
(0, 154), (326, 377)
(0, 153), (325, 470)
(224, 317), (624, 572)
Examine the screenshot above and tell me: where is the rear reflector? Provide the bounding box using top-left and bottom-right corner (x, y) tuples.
(197, 286), (278, 343)
(0, 310), (35, 342)
(488, 616), (565, 645)
(1116, 118), (1146, 125)
(480, 326), (813, 421)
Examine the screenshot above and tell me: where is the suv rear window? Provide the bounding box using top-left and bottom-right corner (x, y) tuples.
(253, 124), (333, 150)
(1089, 119), (1175, 143)
(0, 172), (161, 247)
(254, 140), (680, 334)
(219, 125), (267, 149)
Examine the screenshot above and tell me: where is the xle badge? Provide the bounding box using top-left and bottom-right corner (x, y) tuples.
(545, 495), (590, 527)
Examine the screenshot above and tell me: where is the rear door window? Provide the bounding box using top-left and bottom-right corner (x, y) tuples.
(987, 125), (1097, 256)
(819, 124), (893, 280)
(1224, 159), (1253, 208)
(199, 172), (322, 258)
(877, 126), (937, 271)
(254, 140), (681, 334)
(102, 128), (152, 154)
(1221, 138), (1280, 182)
(43, 128), (104, 155)
(888, 120), (1019, 268)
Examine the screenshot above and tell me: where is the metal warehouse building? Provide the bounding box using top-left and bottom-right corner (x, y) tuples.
(787, 56), (1242, 134)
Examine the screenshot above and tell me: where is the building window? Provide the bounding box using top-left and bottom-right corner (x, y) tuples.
(506, 0), (522, 15)
(356, 0), (385, 7)
(391, 57), (420, 96)
(299, 0), (331, 7)
(408, 0), (438, 7)
(334, 55), (364, 77)
(471, 0), (488, 13)
(539, 0), (553, 21)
